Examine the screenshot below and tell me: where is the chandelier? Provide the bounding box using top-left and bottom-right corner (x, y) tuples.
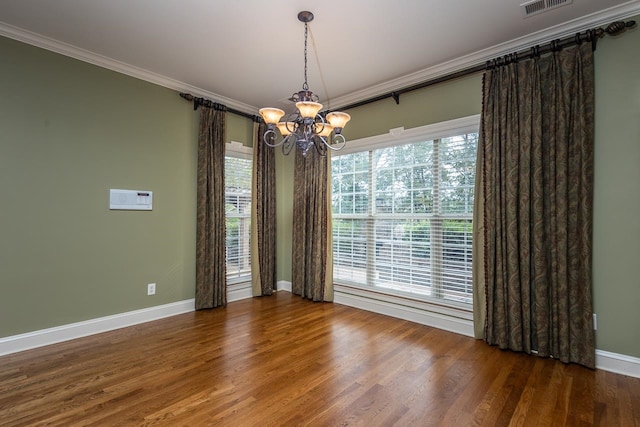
(259, 11), (351, 157)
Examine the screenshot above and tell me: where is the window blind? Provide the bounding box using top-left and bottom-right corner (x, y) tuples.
(225, 156), (252, 283)
(332, 133), (478, 305)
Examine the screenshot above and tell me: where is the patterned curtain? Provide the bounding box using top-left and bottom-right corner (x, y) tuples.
(251, 122), (277, 296)
(481, 42), (595, 368)
(291, 148), (334, 302)
(195, 106), (227, 309)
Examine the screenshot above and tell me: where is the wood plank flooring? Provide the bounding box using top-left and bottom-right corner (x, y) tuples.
(0, 291), (638, 426)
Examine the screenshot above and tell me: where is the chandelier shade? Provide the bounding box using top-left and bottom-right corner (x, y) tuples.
(259, 11), (351, 157)
(315, 123), (333, 137)
(276, 122), (294, 136)
(259, 108), (285, 125)
(295, 101), (323, 119)
(326, 112), (351, 132)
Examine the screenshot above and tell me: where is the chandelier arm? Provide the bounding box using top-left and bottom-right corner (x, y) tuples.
(282, 134), (296, 155)
(263, 129), (286, 148)
(313, 137), (328, 156)
(314, 113), (328, 135)
(328, 134), (347, 151)
(316, 133), (346, 151)
(285, 119), (297, 134)
(316, 135), (328, 147)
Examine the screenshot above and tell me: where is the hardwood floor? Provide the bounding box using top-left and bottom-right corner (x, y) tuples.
(1, 292), (638, 426)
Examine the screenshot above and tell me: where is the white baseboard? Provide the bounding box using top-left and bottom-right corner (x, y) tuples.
(277, 280), (292, 292)
(0, 299), (195, 357)
(334, 286), (474, 337)
(227, 282), (253, 302)
(281, 280), (473, 337)
(229, 281), (290, 299)
(596, 350), (640, 378)
(332, 286), (640, 378)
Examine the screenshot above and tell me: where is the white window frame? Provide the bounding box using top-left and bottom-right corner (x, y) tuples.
(331, 115), (480, 332)
(225, 141), (253, 285)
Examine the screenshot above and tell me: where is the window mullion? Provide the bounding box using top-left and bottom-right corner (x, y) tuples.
(367, 150), (375, 287)
(431, 138), (444, 299)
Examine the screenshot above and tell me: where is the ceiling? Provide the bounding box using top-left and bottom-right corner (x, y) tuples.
(1, 0), (638, 114)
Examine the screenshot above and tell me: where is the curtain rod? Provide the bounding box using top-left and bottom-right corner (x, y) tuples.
(179, 93), (259, 121)
(334, 19), (636, 112)
(180, 19), (635, 118)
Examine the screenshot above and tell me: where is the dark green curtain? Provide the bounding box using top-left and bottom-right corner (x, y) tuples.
(481, 42), (595, 368)
(251, 122), (277, 296)
(291, 148), (334, 302)
(195, 107), (227, 309)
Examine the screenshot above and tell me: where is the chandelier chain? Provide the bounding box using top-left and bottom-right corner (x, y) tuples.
(303, 22), (309, 91)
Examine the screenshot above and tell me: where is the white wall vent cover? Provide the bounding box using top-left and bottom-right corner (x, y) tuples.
(521, 0), (573, 17)
(109, 189), (153, 210)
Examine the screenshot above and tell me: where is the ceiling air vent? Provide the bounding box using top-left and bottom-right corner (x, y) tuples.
(521, 0), (573, 17)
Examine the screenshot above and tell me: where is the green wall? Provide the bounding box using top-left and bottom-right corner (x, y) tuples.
(592, 24), (640, 358)
(275, 150), (294, 284)
(0, 35), (243, 338)
(343, 74), (482, 141)
(275, 20), (640, 359)
(0, 36), (197, 336)
(227, 113), (254, 147)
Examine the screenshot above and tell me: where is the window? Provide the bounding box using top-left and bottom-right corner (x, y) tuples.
(332, 119), (478, 306)
(225, 142), (252, 283)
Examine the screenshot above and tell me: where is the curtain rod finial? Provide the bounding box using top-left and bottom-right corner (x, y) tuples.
(603, 20), (636, 36)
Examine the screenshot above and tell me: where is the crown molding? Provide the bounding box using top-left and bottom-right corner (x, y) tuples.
(2, 1), (639, 114)
(0, 21), (259, 115)
(329, 1), (640, 110)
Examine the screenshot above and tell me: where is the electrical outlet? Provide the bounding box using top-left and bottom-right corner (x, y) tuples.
(147, 283), (156, 296)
